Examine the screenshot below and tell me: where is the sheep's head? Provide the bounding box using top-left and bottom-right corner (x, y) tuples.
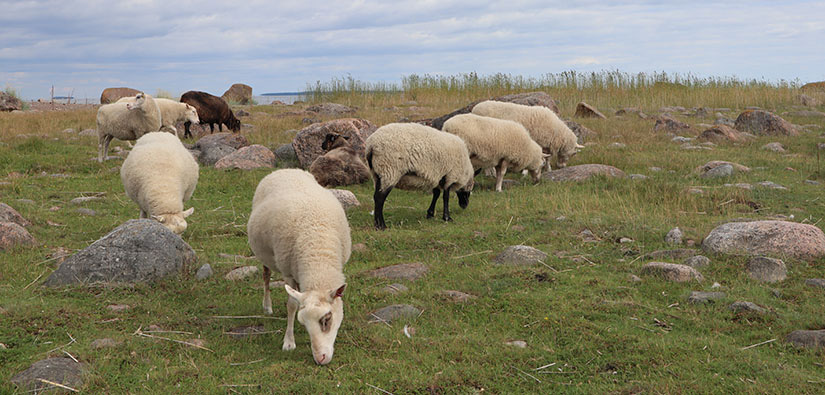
(528, 153), (552, 182)
(126, 93), (146, 111)
(456, 177), (474, 209)
(285, 283), (347, 365)
(184, 104), (200, 124)
(151, 207), (194, 234)
(556, 143), (585, 169)
(228, 117), (242, 132)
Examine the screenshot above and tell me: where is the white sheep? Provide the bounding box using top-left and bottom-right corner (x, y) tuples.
(116, 96), (200, 138)
(472, 100), (584, 171)
(365, 122), (475, 229)
(96, 92), (162, 162)
(120, 132), (198, 234)
(442, 113), (548, 192)
(247, 169), (350, 365)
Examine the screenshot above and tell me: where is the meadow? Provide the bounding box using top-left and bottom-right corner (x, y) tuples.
(1, 71), (825, 393)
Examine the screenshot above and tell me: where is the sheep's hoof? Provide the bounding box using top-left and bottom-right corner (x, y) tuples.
(282, 340), (296, 351)
(426, 212), (435, 219)
(442, 216), (453, 222)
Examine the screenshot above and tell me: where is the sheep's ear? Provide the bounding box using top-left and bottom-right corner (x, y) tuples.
(575, 143), (585, 149)
(182, 207), (194, 218)
(330, 283), (347, 300)
(284, 284), (304, 301)
(151, 214), (165, 223)
(542, 153), (552, 159)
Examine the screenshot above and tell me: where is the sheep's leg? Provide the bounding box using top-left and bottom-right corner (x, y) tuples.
(219, 123), (223, 132)
(282, 295), (298, 351)
(139, 209), (147, 219)
(373, 176), (392, 230)
(209, 123), (215, 134)
(262, 266), (272, 315)
(98, 135), (113, 162)
(441, 185), (452, 222)
(495, 159), (509, 192)
(426, 188), (441, 219)
(184, 121), (191, 138)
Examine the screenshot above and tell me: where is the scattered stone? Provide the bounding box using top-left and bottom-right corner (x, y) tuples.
(728, 301), (766, 313)
(70, 196), (101, 205)
(629, 174), (647, 180)
(804, 180), (821, 186)
(711, 282), (722, 289)
(0, 221), (36, 250)
(619, 237), (634, 243)
(609, 142), (627, 149)
(194, 132), (249, 150)
(714, 117), (735, 127)
(225, 266), (259, 281)
(687, 188), (704, 195)
(305, 102), (357, 114)
(665, 227), (683, 245)
(787, 110), (825, 118)
(574, 102), (606, 119)
(681, 143), (712, 151)
(504, 340), (528, 348)
(75, 208), (96, 216)
(756, 181), (787, 190)
(544, 164), (626, 182)
(579, 229), (601, 242)
(644, 249), (699, 260)
(688, 291), (725, 304)
(226, 325), (267, 339)
(222, 83), (253, 104)
(660, 106), (687, 113)
(563, 120), (595, 144)
(107, 304), (131, 312)
(273, 143), (298, 165)
(0, 91), (23, 112)
(723, 183), (753, 190)
(805, 278), (825, 289)
(698, 125), (750, 143)
(381, 283), (409, 294)
(703, 221), (825, 261)
(628, 274), (642, 283)
(786, 330), (825, 350)
(215, 145), (276, 170)
(762, 142), (786, 152)
(495, 245), (547, 266)
(368, 304), (421, 323)
(734, 110), (798, 136)
(672, 136), (693, 143)
(795, 94), (821, 107)
(649, 167), (663, 172)
(292, 118), (377, 168)
(695, 160), (751, 175)
(90, 338), (121, 349)
(440, 290), (476, 303)
(641, 262), (703, 282)
(367, 262), (428, 281)
(329, 189), (360, 210)
(701, 164), (733, 178)
(0, 203), (31, 227)
(654, 116), (691, 133)
(43, 219), (197, 286)
(683, 255), (710, 268)
(10, 358), (84, 392)
(196, 264), (213, 280)
(615, 107), (647, 118)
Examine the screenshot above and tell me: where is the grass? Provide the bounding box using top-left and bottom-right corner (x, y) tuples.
(2, 74), (825, 393)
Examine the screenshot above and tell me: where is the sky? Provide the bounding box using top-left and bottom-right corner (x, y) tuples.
(1, 0), (824, 100)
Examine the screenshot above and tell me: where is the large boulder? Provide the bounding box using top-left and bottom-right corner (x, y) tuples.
(734, 110), (798, 136)
(544, 164), (626, 182)
(222, 83), (253, 105)
(801, 81), (825, 91)
(214, 145), (276, 170)
(11, 357), (84, 392)
(786, 330), (825, 350)
(702, 220), (825, 262)
(43, 219), (197, 286)
(494, 245), (547, 266)
(0, 91), (23, 112)
(193, 133), (249, 165)
(0, 203), (31, 227)
(292, 118), (377, 168)
(564, 120), (596, 144)
(100, 87), (141, 104)
(429, 91), (559, 130)
(366, 262), (428, 281)
(574, 102), (606, 119)
(0, 222), (36, 250)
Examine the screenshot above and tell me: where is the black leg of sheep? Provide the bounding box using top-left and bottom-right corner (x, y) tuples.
(373, 176), (392, 230)
(426, 188), (441, 219)
(441, 186), (452, 222)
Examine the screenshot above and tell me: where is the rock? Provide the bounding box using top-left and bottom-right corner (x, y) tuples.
(654, 116), (691, 133)
(75, 208), (96, 216)
(494, 245), (547, 266)
(504, 340), (528, 348)
(609, 142), (627, 148)
(660, 106), (687, 113)
(221, 83), (253, 105)
(193, 132), (249, 151)
(724, 183), (753, 190)
(440, 290), (476, 303)
(615, 107), (647, 118)
(100, 87), (141, 104)
(329, 189), (360, 210)
(683, 255), (711, 268)
(762, 142), (786, 152)
(629, 174), (647, 180)
(698, 125), (749, 143)
(619, 237), (634, 243)
(198, 143), (236, 166)
(665, 227), (683, 245)
(70, 196), (100, 205)
(43, 219), (197, 286)
(0, 222), (36, 250)
(90, 338), (121, 349)
(235, 109), (250, 117)
(79, 128), (97, 137)
(367, 262), (428, 281)
(107, 304), (131, 312)
(564, 120), (595, 144)
(579, 229), (600, 242)
(796, 94), (820, 107)
(805, 180), (821, 186)
(215, 145), (276, 170)
(368, 304), (421, 323)
(196, 264), (213, 280)
(381, 283), (409, 294)
(0, 91), (23, 112)
(574, 102), (606, 119)
(644, 249), (700, 260)
(628, 274), (642, 283)
(687, 291), (726, 304)
(801, 81), (825, 90)
(544, 164), (626, 182)
(305, 103), (357, 115)
(687, 188), (704, 195)
(728, 301), (766, 313)
(786, 110), (825, 118)
(805, 278), (825, 289)
(641, 262), (703, 282)
(292, 118), (377, 168)
(10, 357), (84, 392)
(226, 325), (267, 339)
(734, 110), (798, 136)
(695, 161), (751, 175)
(756, 181), (787, 190)
(786, 330), (825, 350)
(703, 221), (825, 262)
(428, 92), (559, 130)
(0, 202), (31, 227)
(225, 266), (259, 281)
(273, 143), (298, 165)
(701, 164), (733, 178)
(672, 136), (692, 143)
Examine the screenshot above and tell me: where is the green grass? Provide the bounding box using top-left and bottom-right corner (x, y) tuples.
(1, 78), (825, 393)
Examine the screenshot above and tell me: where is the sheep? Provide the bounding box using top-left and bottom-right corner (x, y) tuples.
(365, 123), (475, 230)
(96, 92), (162, 162)
(472, 100), (584, 171)
(247, 169), (350, 365)
(116, 97), (200, 138)
(309, 133), (371, 187)
(180, 90), (241, 138)
(120, 132), (198, 234)
(442, 113), (548, 192)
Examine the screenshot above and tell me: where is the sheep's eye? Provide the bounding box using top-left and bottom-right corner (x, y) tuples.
(319, 312), (332, 332)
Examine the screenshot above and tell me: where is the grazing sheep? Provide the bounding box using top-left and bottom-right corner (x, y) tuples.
(120, 132), (198, 234)
(365, 123), (474, 230)
(117, 97), (200, 138)
(180, 90), (241, 138)
(309, 133), (371, 187)
(247, 169), (350, 365)
(443, 113), (548, 192)
(96, 93), (162, 162)
(472, 100), (584, 171)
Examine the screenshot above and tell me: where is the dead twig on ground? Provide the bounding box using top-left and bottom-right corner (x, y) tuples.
(741, 338), (776, 350)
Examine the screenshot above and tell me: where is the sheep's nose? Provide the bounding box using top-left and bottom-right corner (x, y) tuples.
(315, 354), (327, 365)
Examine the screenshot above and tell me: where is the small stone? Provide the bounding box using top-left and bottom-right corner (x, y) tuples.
(628, 274), (642, 283)
(226, 325), (266, 339)
(70, 196), (100, 205)
(785, 330), (825, 350)
(494, 245), (548, 265)
(757, 181), (787, 190)
(711, 282), (721, 289)
(762, 142), (786, 152)
(701, 164), (733, 178)
(665, 227), (683, 245)
(440, 290), (476, 303)
(619, 237), (634, 244)
(367, 262), (428, 281)
(579, 229), (600, 242)
(688, 291), (726, 304)
(672, 136), (693, 143)
(805, 278), (825, 289)
(381, 283), (409, 294)
(728, 301), (766, 313)
(609, 142), (626, 148)
(687, 188), (704, 195)
(107, 304), (131, 312)
(629, 174), (647, 180)
(746, 256), (787, 283)
(90, 338), (121, 349)
(574, 102), (606, 119)
(196, 264), (213, 280)
(353, 243), (367, 253)
(724, 183), (753, 190)
(641, 262), (703, 282)
(329, 189), (360, 210)
(368, 304), (421, 323)
(649, 167), (663, 172)
(225, 266), (259, 281)
(683, 255), (710, 268)
(75, 208), (96, 216)
(504, 340), (528, 348)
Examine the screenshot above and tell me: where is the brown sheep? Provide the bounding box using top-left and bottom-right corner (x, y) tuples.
(180, 90), (241, 138)
(309, 133), (371, 187)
